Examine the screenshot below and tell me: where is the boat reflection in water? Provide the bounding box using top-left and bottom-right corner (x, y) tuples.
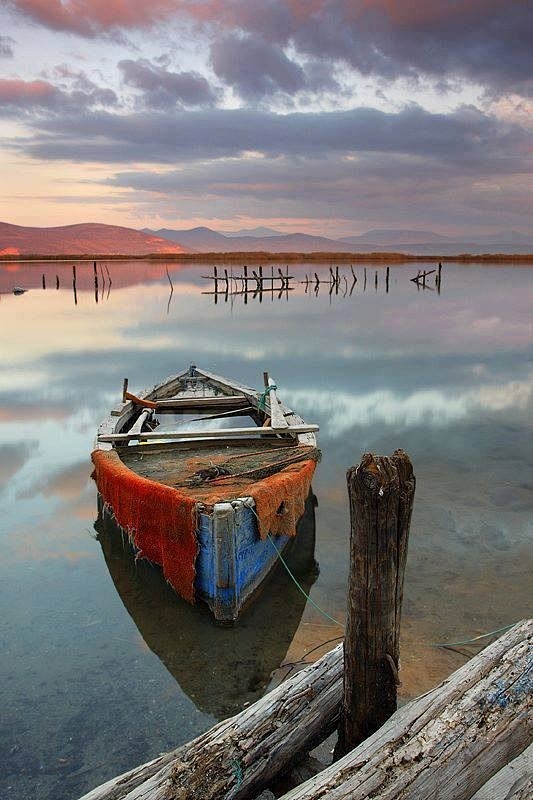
(95, 492), (318, 720)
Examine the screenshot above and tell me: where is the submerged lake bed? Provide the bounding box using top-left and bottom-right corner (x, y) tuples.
(0, 259), (532, 799)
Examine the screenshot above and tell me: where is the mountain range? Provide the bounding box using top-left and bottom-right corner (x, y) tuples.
(0, 221), (531, 257)
(144, 226), (533, 255)
(0, 222), (187, 256)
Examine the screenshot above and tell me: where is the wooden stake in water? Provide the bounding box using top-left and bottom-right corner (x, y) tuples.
(336, 449), (415, 758)
(72, 265), (77, 305)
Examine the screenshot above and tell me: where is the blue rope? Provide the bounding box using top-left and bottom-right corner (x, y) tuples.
(258, 384), (277, 411)
(231, 758), (243, 789)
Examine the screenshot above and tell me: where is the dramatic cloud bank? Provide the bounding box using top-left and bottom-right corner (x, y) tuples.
(1, 1), (531, 233)
(9, 1), (532, 94)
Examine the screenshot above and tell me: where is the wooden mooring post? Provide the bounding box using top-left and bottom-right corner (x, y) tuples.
(72, 264), (77, 305)
(335, 449), (415, 758)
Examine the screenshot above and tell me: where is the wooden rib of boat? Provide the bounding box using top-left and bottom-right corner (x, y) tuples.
(92, 364), (319, 621)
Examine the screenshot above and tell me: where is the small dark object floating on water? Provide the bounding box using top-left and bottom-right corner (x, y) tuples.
(92, 364), (319, 621)
(12, 287), (27, 295)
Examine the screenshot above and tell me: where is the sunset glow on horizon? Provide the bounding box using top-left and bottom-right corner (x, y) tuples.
(0, 1), (531, 237)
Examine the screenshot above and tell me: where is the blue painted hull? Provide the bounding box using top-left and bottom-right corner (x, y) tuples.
(195, 502), (293, 621)
(96, 491), (315, 621)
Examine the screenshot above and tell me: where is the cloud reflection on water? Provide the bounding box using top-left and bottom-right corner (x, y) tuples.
(286, 377), (533, 435)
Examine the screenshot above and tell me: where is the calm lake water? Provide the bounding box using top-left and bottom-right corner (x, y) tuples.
(1, 260), (532, 799)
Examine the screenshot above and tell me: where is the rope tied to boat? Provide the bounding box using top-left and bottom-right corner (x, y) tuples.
(258, 383), (278, 411)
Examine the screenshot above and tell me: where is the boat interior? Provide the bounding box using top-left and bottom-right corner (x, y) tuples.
(96, 366), (319, 501)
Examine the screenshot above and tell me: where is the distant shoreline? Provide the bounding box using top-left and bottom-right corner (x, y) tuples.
(1, 251), (533, 264)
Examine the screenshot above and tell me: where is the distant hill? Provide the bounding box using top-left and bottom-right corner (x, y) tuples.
(224, 226), (284, 237)
(472, 230), (533, 245)
(146, 225), (532, 254)
(147, 227), (229, 250)
(340, 229), (452, 245)
(340, 228), (533, 252)
(0, 222), (189, 256)
(2, 221), (530, 258)
(147, 227), (357, 252)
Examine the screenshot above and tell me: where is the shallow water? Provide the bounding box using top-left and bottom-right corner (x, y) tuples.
(0, 260), (532, 799)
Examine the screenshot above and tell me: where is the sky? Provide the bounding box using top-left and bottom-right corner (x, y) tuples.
(0, 1), (531, 237)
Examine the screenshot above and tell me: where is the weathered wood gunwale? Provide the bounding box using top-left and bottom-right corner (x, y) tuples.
(95, 366), (316, 454)
(98, 423), (319, 444)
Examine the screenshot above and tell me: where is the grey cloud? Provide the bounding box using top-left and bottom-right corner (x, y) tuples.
(0, 35), (14, 57)
(0, 442), (36, 490)
(219, 1), (533, 97)
(119, 58), (217, 108)
(106, 152), (532, 232)
(18, 105), (529, 167)
(210, 33), (306, 99)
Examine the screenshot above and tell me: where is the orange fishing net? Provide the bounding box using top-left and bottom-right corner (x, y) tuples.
(92, 448), (316, 603)
(248, 459), (316, 539)
(91, 449), (198, 603)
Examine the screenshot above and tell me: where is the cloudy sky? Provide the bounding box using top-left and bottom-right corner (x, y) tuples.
(0, 1), (531, 236)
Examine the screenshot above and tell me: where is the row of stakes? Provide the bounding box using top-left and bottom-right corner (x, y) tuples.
(22, 262), (113, 304)
(22, 260), (443, 306)
(201, 263), (443, 301)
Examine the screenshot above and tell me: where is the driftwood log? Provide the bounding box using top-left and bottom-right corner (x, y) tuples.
(470, 742), (532, 800)
(278, 619), (532, 800)
(79, 643), (344, 800)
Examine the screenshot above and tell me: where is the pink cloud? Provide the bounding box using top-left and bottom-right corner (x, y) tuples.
(7, 1), (318, 36)
(10, 0), (181, 35)
(0, 78), (56, 102)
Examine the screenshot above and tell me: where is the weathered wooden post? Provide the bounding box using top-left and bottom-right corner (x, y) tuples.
(72, 264), (77, 305)
(335, 449), (415, 758)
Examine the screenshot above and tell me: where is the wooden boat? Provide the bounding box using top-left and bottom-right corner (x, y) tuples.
(92, 365), (319, 621)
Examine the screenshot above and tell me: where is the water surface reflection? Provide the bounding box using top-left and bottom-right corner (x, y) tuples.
(0, 259), (531, 799)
